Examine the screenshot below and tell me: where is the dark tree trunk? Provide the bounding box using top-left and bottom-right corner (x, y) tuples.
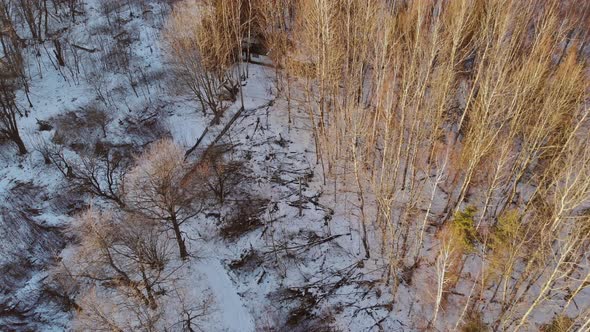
(171, 214), (188, 260)
(0, 88), (27, 155)
(13, 130), (27, 155)
(139, 265), (158, 309)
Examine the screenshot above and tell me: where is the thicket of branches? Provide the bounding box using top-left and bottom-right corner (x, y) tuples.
(164, 0), (247, 121)
(251, 0), (590, 329)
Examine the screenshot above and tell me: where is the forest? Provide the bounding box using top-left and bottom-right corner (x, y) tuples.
(0, 0), (589, 331)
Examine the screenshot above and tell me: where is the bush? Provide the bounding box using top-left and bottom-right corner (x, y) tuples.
(541, 315), (574, 332)
(451, 206), (478, 252)
(460, 312), (488, 332)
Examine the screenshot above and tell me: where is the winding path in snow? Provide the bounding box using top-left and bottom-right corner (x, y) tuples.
(200, 258), (255, 332)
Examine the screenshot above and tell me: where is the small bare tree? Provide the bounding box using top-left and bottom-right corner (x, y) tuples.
(69, 149), (128, 207)
(202, 152), (243, 205)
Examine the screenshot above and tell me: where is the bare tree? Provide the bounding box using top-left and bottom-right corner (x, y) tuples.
(67, 149), (128, 207)
(125, 139), (204, 260)
(164, 0), (242, 121)
(65, 207), (175, 311)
